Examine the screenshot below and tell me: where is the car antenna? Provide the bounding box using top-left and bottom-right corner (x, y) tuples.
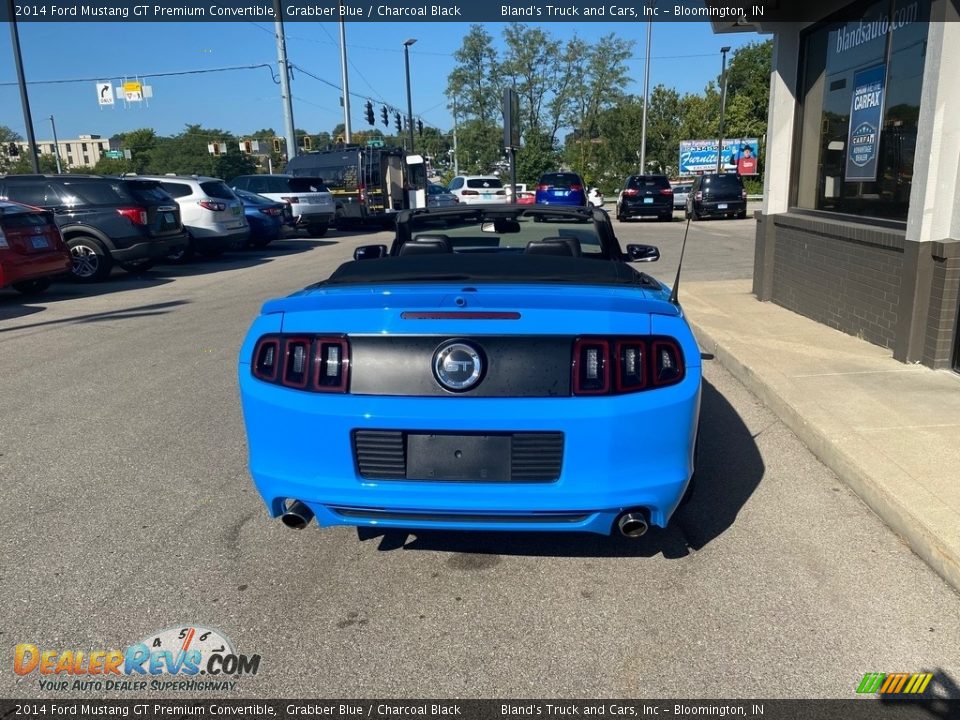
(669, 215), (692, 306)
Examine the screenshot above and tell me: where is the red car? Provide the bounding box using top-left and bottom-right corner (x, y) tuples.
(0, 200), (72, 295)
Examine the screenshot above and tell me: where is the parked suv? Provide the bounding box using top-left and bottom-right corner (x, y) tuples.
(535, 172), (588, 206)
(616, 175), (673, 222)
(136, 175), (249, 260)
(230, 175), (334, 236)
(0, 174), (188, 281)
(685, 173), (747, 220)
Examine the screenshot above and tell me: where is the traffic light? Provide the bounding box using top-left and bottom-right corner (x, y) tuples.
(243, 139), (253, 154)
(272, 137), (282, 153)
(302, 135), (312, 150)
(394, 112), (402, 133)
(211, 141), (222, 156)
(365, 101), (375, 126)
(417, 119), (423, 137)
(381, 106), (388, 127)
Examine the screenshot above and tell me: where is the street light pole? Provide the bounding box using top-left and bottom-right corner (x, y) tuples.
(8, 0), (40, 173)
(716, 46), (731, 174)
(639, 14), (652, 173)
(403, 39), (417, 154)
(49, 116), (62, 174)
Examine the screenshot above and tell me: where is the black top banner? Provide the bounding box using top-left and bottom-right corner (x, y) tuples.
(2, 699), (960, 720)
(0, 0), (915, 23)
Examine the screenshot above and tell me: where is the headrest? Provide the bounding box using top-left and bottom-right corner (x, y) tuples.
(525, 237), (581, 257)
(399, 236), (452, 256)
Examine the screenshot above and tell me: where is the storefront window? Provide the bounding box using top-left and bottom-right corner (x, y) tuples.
(793, 0), (929, 221)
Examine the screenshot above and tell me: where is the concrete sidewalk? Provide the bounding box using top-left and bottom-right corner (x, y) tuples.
(682, 279), (960, 594)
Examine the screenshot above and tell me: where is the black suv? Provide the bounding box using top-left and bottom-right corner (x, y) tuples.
(616, 175), (674, 222)
(685, 173), (747, 220)
(0, 175), (188, 281)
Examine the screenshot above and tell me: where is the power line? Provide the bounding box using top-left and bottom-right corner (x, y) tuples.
(0, 63), (279, 87)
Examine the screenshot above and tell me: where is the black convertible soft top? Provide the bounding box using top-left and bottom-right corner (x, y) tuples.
(320, 253), (659, 288)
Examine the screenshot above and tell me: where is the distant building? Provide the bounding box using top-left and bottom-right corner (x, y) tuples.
(16, 134), (110, 170)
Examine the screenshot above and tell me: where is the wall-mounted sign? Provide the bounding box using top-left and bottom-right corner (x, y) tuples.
(845, 64), (886, 182)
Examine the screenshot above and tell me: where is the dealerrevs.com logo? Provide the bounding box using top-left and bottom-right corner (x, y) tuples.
(13, 625), (261, 692)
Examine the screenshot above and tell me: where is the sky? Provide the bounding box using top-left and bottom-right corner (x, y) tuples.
(0, 20), (763, 142)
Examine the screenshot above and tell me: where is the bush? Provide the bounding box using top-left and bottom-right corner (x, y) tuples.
(742, 177), (763, 195)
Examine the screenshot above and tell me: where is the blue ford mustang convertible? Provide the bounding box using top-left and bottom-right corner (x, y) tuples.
(238, 205), (701, 538)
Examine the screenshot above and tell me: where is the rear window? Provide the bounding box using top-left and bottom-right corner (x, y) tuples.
(627, 176), (670, 190)
(466, 178), (503, 189)
(539, 173), (582, 189)
(3, 183), (60, 206)
(55, 180), (136, 206)
(124, 181), (174, 204)
(161, 183), (193, 198)
(0, 210), (50, 230)
(241, 176), (294, 194)
(702, 175), (744, 191)
(199, 181), (236, 200)
(288, 178), (329, 193)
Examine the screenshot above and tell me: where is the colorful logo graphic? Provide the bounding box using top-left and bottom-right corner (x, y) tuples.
(13, 626), (261, 692)
(857, 672), (933, 694)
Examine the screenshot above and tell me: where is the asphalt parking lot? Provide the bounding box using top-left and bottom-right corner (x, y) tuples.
(2, 211), (959, 699)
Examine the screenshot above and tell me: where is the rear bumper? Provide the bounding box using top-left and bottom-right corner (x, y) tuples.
(621, 201), (672, 217)
(239, 372), (702, 534)
(189, 229), (249, 251)
(695, 200), (746, 217)
(111, 233), (189, 262)
(0, 252), (72, 288)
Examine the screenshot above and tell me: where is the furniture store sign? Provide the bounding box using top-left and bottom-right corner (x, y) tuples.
(845, 64), (886, 182)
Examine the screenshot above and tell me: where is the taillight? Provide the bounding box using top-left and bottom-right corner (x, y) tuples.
(536, 184), (549, 192)
(495, 190), (506, 195)
(571, 338), (610, 395)
(695, 191), (703, 201)
(741, 188), (748, 200)
(116, 207), (148, 225)
(280, 196), (300, 204)
(358, 183), (366, 204)
(623, 188), (639, 196)
(259, 207), (282, 216)
(572, 336), (684, 395)
(199, 200), (227, 212)
(252, 334), (350, 393)
(569, 184), (583, 191)
(451, 196), (459, 203)
(461, 190), (479, 196)
(660, 188), (674, 196)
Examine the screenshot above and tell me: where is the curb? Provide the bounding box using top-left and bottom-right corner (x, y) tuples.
(689, 319), (960, 596)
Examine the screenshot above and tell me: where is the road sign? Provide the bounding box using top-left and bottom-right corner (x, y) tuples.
(367, 139), (384, 148)
(96, 82), (114, 106)
(105, 150), (124, 159)
(123, 81), (143, 102)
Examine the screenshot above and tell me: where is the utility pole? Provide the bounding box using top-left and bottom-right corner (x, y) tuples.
(338, 2), (352, 144)
(49, 116), (62, 174)
(639, 15), (652, 173)
(8, 0), (39, 173)
(403, 39), (417, 154)
(273, 0), (297, 161)
(717, 46), (731, 173)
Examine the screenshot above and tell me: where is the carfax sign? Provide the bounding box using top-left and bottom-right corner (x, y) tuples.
(845, 64), (886, 182)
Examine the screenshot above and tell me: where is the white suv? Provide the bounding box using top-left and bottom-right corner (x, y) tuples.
(136, 175), (249, 260)
(447, 175), (509, 205)
(230, 175), (335, 236)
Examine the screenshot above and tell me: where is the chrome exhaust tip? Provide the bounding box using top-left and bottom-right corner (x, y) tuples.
(616, 511), (649, 538)
(280, 500), (314, 530)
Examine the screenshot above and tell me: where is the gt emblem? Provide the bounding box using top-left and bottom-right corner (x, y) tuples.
(433, 341), (484, 392)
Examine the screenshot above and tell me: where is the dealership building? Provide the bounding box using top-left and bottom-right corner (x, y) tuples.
(714, 0), (960, 371)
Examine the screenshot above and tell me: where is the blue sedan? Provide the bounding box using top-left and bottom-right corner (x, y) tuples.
(234, 188), (292, 248)
(238, 205), (701, 538)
